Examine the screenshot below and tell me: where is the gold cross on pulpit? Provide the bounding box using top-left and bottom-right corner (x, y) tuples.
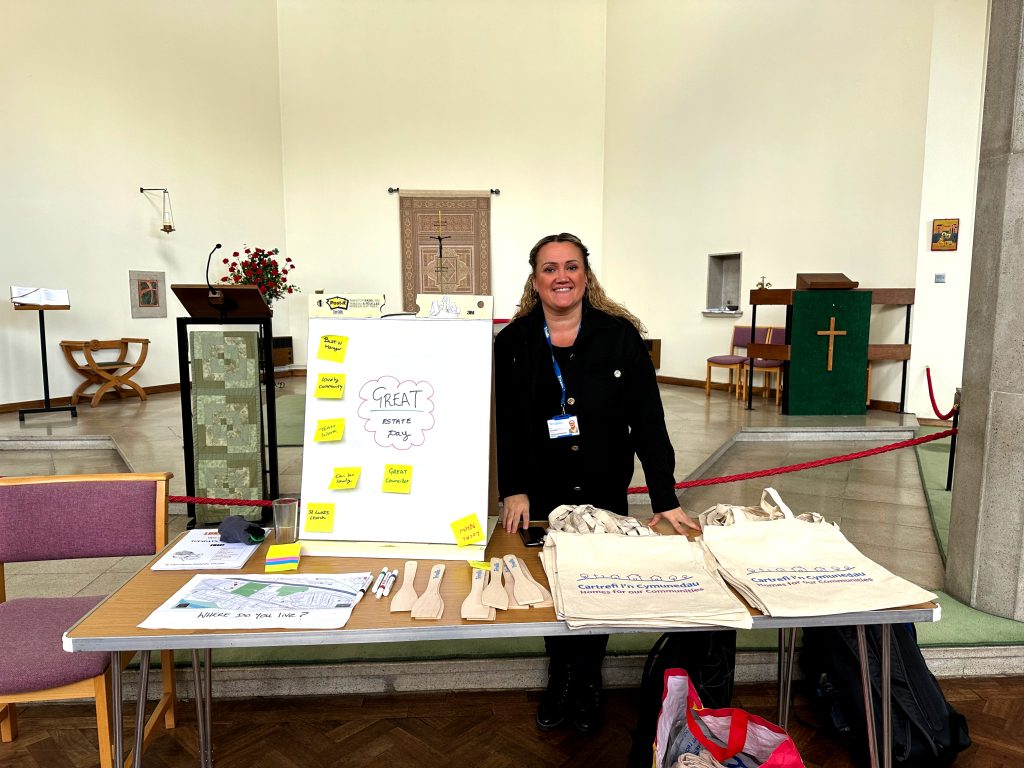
(816, 316), (847, 372)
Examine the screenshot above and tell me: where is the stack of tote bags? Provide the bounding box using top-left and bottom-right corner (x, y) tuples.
(700, 488), (936, 617)
(540, 507), (752, 630)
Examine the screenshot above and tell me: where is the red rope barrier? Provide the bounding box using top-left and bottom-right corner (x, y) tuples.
(167, 429), (957, 506)
(168, 496), (273, 507)
(925, 366), (958, 421)
(627, 428), (957, 495)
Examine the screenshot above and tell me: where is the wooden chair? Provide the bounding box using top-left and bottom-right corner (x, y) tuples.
(705, 325), (769, 397)
(59, 338), (150, 407)
(739, 326), (786, 405)
(0, 472), (177, 768)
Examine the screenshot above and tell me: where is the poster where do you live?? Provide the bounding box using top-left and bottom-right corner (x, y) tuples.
(298, 293), (494, 547)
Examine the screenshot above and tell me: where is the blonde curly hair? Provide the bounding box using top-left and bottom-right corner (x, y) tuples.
(513, 233), (647, 334)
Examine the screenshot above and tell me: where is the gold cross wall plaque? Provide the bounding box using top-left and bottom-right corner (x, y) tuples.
(817, 316), (847, 372)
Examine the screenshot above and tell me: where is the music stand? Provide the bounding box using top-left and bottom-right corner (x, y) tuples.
(15, 303), (78, 421)
(171, 284), (279, 524)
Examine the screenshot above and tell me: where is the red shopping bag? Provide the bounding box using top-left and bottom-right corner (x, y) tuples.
(655, 668), (803, 768)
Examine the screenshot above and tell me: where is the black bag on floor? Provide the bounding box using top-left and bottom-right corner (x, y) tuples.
(626, 629), (736, 768)
(801, 624), (970, 767)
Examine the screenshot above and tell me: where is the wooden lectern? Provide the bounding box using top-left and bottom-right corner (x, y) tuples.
(747, 274), (915, 414)
(171, 284), (279, 524)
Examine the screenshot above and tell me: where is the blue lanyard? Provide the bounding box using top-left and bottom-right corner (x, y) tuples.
(543, 320), (577, 416)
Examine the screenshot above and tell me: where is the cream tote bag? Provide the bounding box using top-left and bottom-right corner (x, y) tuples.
(701, 488), (936, 617)
(541, 530), (752, 629)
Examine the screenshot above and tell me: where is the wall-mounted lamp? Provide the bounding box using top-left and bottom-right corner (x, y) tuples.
(140, 187), (175, 233)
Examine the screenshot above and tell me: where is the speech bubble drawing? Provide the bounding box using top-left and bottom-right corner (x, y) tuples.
(357, 376), (435, 449)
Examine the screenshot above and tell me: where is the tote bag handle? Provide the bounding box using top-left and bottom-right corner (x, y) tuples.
(760, 487), (794, 520)
(685, 706), (750, 762)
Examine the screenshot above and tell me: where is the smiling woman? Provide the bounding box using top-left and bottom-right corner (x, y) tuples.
(493, 232), (704, 736)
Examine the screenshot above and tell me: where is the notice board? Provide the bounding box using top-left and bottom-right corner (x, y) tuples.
(299, 293), (493, 545)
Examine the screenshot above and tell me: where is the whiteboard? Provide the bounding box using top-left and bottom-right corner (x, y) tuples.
(298, 294), (493, 545)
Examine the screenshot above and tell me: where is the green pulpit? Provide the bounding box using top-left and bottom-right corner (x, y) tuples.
(788, 289), (871, 414)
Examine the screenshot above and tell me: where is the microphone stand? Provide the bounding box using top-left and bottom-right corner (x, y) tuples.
(204, 243), (237, 320)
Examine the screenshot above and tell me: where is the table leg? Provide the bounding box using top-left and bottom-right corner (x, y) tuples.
(203, 649), (213, 768)
(881, 627), (892, 768)
(775, 627), (797, 729)
(111, 652), (124, 768)
(191, 651), (209, 766)
(131, 651), (151, 768)
(856, 626), (880, 768)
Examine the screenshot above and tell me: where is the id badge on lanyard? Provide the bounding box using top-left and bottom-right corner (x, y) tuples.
(544, 321), (581, 440)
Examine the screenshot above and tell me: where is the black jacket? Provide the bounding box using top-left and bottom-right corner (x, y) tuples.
(494, 303), (678, 517)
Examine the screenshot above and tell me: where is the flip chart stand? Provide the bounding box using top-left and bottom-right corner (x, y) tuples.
(16, 304), (77, 421)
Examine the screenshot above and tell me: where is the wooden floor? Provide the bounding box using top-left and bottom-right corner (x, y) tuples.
(2, 677), (1020, 768)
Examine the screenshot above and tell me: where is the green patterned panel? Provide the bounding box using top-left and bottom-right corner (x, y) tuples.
(190, 331), (264, 524)
(788, 290), (871, 415)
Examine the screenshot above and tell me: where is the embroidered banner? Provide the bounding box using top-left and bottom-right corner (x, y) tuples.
(399, 190), (491, 312)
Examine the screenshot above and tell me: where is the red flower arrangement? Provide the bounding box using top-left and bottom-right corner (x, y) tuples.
(220, 247), (298, 305)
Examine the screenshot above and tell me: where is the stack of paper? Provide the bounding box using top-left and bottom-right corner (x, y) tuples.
(151, 528), (263, 570)
(701, 490), (936, 617)
(540, 531), (752, 630)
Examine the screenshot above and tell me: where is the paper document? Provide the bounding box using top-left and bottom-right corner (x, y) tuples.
(139, 572), (372, 629)
(10, 286), (70, 306)
(151, 529), (264, 570)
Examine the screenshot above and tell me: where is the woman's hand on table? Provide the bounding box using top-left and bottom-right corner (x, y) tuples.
(502, 494), (530, 533)
(649, 506), (701, 535)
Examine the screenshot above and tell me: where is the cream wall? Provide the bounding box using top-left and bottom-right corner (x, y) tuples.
(906, 0), (988, 418)
(275, 0), (608, 361)
(0, 0), (987, 416)
(601, 0), (985, 410)
(0, 0), (286, 404)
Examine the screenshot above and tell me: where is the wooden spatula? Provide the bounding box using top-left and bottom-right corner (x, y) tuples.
(481, 557), (509, 610)
(460, 567), (492, 620)
(389, 560), (419, 613)
(502, 554), (543, 605)
(411, 563), (445, 619)
(517, 557), (554, 608)
(503, 562), (529, 609)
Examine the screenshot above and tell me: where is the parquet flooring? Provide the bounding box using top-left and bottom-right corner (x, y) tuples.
(2, 677), (1021, 768)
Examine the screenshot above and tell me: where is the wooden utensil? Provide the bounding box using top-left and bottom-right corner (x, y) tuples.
(503, 562), (529, 609)
(502, 554), (543, 605)
(389, 560), (419, 613)
(460, 567), (492, 620)
(517, 557), (554, 608)
(481, 557), (509, 610)
(411, 563), (445, 619)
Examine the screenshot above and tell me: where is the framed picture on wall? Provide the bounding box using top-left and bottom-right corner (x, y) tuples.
(931, 218), (959, 251)
(128, 270), (167, 318)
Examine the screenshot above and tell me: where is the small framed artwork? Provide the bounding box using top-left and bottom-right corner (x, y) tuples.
(129, 270), (167, 318)
(931, 218), (959, 251)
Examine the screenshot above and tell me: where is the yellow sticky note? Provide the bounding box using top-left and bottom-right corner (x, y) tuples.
(265, 543), (301, 572)
(328, 467), (361, 491)
(314, 418), (345, 442)
(382, 464), (413, 494)
(314, 373), (346, 399)
(451, 513), (485, 546)
(468, 560), (490, 570)
(317, 335), (349, 363)
(304, 502), (336, 533)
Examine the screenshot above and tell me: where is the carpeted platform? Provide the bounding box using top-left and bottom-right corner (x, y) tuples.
(915, 425), (952, 561)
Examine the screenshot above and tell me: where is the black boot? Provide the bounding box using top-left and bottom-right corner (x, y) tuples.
(536, 658), (573, 731)
(571, 665), (603, 735)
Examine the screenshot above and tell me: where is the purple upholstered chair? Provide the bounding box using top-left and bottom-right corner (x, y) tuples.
(705, 325), (770, 397)
(740, 326), (787, 405)
(0, 472), (177, 768)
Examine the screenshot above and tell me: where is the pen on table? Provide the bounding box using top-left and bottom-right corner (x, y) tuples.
(382, 568), (399, 597)
(375, 568), (396, 599)
(355, 573), (375, 603)
(370, 567), (389, 595)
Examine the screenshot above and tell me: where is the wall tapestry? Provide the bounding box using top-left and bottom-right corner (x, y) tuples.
(399, 190), (491, 312)
(128, 270), (167, 318)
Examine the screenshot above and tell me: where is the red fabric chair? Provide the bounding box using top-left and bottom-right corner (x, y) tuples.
(706, 325), (770, 397)
(0, 473), (177, 768)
